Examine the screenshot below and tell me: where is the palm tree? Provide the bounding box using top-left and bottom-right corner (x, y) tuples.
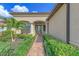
(5, 18), (17, 42)
(16, 21), (27, 34)
(5, 18), (27, 42)
(0, 17), (7, 37)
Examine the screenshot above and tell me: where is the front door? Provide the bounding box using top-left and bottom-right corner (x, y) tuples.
(35, 25), (43, 34)
(35, 25), (46, 34)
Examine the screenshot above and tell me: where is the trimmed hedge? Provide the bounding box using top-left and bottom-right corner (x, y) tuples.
(43, 34), (79, 56)
(16, 34), (33, 40)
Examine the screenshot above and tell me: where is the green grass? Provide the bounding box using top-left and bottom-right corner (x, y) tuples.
(0, 32), (35, 56)
(43, 34), (79, 56)
(0, 30), (11, 55)
(0, 42), (11, 56)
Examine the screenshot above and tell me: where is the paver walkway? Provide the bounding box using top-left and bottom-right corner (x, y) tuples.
(27, 34), (44, 56)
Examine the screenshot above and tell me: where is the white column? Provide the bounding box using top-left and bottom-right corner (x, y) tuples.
(30, 23), (35, 35)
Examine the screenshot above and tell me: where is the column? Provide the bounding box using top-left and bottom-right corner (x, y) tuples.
(42, 25), (44, 34)
(30, 23), (35, 36)
(45, 21), (49, 34)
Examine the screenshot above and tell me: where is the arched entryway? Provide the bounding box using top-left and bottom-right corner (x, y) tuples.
(19, 21), (31, 34)
(34, 21), (45, 34)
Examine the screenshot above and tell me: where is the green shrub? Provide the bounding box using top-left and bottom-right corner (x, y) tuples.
(16, 34), (33, 40)
(0, 30), (12, 42)
(0, 42), (11, 56)
(14, 35), (35, 56)
(0, 31), (35, 56)
(43, 34), (79, 56)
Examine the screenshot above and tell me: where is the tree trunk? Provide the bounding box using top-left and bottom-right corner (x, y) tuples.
(11, 31), (15, 42)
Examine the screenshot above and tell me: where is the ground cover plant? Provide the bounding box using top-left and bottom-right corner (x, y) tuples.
(0, 30), (12, 55)
(14, 34), (35, 56)
(43, 34), (79, 56)
(0, 30), (35, 56)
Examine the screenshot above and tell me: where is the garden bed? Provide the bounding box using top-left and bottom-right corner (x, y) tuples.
(0, 31), (35, 56)
(14, 34), (35, 56)
(43, 34), (79, 56)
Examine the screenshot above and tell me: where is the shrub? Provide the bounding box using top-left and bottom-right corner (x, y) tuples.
(0, 42), (11, 56)
(16, 34), (33, 40)
(43, 34), (79, 56)
(0, 34), (35, 56)
(0, 30), (12, 42)
(14, 35), (35, 56)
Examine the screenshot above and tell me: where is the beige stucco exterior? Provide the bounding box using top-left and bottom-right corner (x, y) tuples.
(11, 13), (49, 23)
(70, 4), (79, 46)
(1, 3), (79, 46)
(13, 16), (47, 23)
(0, 19), (5, 26)
(48, 4), (67, 42)
(10, 13), (49, 35)
(47, 3), (79, 46)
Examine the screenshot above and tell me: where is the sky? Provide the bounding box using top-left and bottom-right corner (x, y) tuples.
(0, 3), (56, 18)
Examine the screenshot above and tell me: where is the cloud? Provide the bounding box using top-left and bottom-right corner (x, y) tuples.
(32, 11), (38, 13)
(0, 5), (12, 18)
(11, 5), (29, 12)
(0, 5), (4, 10)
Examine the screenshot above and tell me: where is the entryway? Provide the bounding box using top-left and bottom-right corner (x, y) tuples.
(34, 21), (46, 34)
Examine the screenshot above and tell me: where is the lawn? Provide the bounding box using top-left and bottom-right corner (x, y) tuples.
(0, 30), (35, 56)
(43, 34), (79, 56)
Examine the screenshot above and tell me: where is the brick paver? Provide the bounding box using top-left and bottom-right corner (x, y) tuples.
(27, 34), (44, 56)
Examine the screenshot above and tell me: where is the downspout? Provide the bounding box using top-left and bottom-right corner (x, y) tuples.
(66, 3), (70, 44)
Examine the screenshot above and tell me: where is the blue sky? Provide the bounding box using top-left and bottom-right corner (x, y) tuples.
(0, 3), (56, 12)
(0, 3), (56, 18)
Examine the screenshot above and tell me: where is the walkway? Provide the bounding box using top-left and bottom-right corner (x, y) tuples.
(27, 34), (44, 56)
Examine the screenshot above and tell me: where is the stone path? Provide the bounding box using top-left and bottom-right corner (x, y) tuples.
(27, 34), (44, 56)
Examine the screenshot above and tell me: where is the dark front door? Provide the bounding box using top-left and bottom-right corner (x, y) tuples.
(35, 25), (46, 34)
(35, 25), (42, 34)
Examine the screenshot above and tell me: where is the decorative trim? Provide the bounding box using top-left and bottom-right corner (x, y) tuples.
(12, 15), (49, 17)
(10, 12), (49, 17)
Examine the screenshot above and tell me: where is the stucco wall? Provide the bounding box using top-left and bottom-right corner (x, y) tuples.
(13, 14), (48, 34)
(48, 4), (67, 41)
(14, 16), (47, 23)
(12, 13), (49, 23)
(70, 4), (79, 46)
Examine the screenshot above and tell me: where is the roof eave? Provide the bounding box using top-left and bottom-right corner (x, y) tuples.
(10, 12), (50, 15)
(46, 3), (64, 21)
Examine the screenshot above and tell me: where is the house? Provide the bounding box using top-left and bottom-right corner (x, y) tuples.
(0, 18), (6, 36)
(46, 3), (79, 46)
(10, 12), (49, 35)
(0, 18), (5, 26)
(1, 3), (79, 46)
